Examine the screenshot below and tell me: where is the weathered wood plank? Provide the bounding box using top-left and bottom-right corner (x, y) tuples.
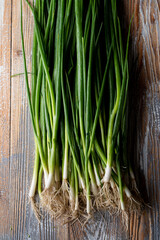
(9, 1), (39, 239)
(0, 1), (11, 239)
(122, 0), (160, 239)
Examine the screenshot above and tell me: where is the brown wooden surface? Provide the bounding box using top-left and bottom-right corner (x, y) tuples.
(0, 1), (160, 239)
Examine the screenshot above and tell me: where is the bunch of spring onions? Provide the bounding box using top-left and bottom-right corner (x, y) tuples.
(21, 0), (141, 224)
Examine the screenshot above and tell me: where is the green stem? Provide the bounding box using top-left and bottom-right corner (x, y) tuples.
(25, 0), (56, 116)
(95, 139), (107, 165)
(29, 143), (40, 197)
(38, 164), (43, 197)
(87, 45), (112, 158)
(21, 0), (48, 175)
(107, 49), (121, 168)
(62, 121), (69, 180)
(75, 0), (85, 153)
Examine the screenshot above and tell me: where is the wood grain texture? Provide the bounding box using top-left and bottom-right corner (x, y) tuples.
(0, 0), (11, 238)
(121, 1), (160, 239)
(0, 0), (160, 239)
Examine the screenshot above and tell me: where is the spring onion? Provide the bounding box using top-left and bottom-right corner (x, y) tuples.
(21, 0), (142, 227)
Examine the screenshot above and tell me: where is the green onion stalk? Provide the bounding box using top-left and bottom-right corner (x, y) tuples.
(21, 0), (141, 224)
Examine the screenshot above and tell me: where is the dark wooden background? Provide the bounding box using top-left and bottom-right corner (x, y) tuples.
(0, 0), (160, 239)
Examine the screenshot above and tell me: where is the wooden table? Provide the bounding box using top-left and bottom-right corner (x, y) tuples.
(0, 1), (160, 239)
